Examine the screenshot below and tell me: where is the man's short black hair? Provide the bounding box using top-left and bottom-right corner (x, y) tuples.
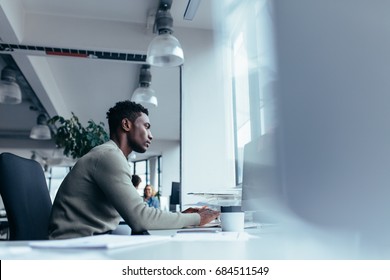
(131, 174), (142, 187)
(106, 101), (148, 134)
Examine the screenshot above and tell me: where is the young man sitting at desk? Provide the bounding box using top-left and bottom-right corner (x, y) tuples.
(48, 101), (219, 240)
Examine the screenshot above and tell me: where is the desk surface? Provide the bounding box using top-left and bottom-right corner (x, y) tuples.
(0, 228), (262, 260)
(1, 224), (385, 260)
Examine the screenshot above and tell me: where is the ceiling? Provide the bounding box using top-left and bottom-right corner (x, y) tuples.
(0, 0), (214, 163)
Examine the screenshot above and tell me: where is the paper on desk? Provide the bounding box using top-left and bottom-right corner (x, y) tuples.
(172, 231), (254, 242)
(29, 234), (170, 249)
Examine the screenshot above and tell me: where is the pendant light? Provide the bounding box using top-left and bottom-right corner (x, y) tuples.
(131, 65), (158, 107)
(146, 0), (184, 67)
(30, 113), (51, 140)
(0, 66), (22, 104)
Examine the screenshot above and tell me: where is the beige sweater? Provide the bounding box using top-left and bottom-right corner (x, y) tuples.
(48, 140), (199, 239)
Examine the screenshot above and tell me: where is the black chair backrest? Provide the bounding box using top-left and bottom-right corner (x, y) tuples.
(0, 152), (52, 240)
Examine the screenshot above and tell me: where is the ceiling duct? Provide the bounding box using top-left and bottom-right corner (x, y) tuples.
(0, 43), (147, 63)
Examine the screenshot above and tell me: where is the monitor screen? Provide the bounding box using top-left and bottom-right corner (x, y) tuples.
(170, 182), (181, 205)
(272, 0), (390, 231)
(241, 132), (283, 221)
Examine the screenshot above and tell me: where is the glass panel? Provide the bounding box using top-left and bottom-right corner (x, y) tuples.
(229, 0), (277, 185)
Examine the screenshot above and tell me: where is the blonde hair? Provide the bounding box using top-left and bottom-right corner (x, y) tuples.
(143, 184), (156, 198)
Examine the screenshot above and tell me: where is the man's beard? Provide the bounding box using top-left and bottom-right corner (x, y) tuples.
(127, 137), (147, 153)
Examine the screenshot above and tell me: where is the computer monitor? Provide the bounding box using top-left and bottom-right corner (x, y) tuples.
(273, 0), (390, 233)
(241, 132), (283, 222)
(170, 182), (181, 211)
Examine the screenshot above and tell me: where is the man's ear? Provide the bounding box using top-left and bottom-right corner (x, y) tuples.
(121, 118), (132, 132)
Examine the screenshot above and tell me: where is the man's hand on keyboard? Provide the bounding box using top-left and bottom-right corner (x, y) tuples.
(198, 208), (220, 226)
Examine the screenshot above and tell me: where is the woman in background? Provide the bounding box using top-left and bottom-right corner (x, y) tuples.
(143, 184), (160, 208)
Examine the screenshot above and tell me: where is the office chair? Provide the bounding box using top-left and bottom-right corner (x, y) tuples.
(0, 152), (52, 240)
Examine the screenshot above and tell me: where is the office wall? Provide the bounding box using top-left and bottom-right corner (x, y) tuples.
(176, 27), (236, 207)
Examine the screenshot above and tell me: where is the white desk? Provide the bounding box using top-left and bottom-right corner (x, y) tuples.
(1, 224), (385, 260)
(0, 228), (260, 260)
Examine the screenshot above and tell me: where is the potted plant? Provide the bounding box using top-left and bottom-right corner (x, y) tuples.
(48, 112), (109, 159)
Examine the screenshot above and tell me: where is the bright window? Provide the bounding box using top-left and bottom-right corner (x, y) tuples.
(132, 157), (161, 197)
(228, 0), (278, 185)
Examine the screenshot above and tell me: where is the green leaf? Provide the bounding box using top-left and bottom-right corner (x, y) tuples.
(48, 113), (109, 159)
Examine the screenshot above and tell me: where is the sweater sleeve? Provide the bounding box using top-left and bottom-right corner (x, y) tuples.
(93, 148), (200, 232)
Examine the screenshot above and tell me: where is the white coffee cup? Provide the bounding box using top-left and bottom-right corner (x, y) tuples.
(220, 206), (245, 232)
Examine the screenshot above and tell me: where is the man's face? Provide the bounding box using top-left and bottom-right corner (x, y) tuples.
(127, 113), (153, 153)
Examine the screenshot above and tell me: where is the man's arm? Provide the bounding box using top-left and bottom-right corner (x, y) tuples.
(93, 148), (200, 231)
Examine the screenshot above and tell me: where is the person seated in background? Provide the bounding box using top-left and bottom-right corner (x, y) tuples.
(143, 184), (159, 208)
(131, 174), (142, 190)
(48, 101), (219, 239)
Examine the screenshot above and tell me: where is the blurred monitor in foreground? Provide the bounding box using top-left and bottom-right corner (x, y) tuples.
(272, 0), (390, 239)
(216, 0), (390, 257)
(241, 132), (283, 223)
